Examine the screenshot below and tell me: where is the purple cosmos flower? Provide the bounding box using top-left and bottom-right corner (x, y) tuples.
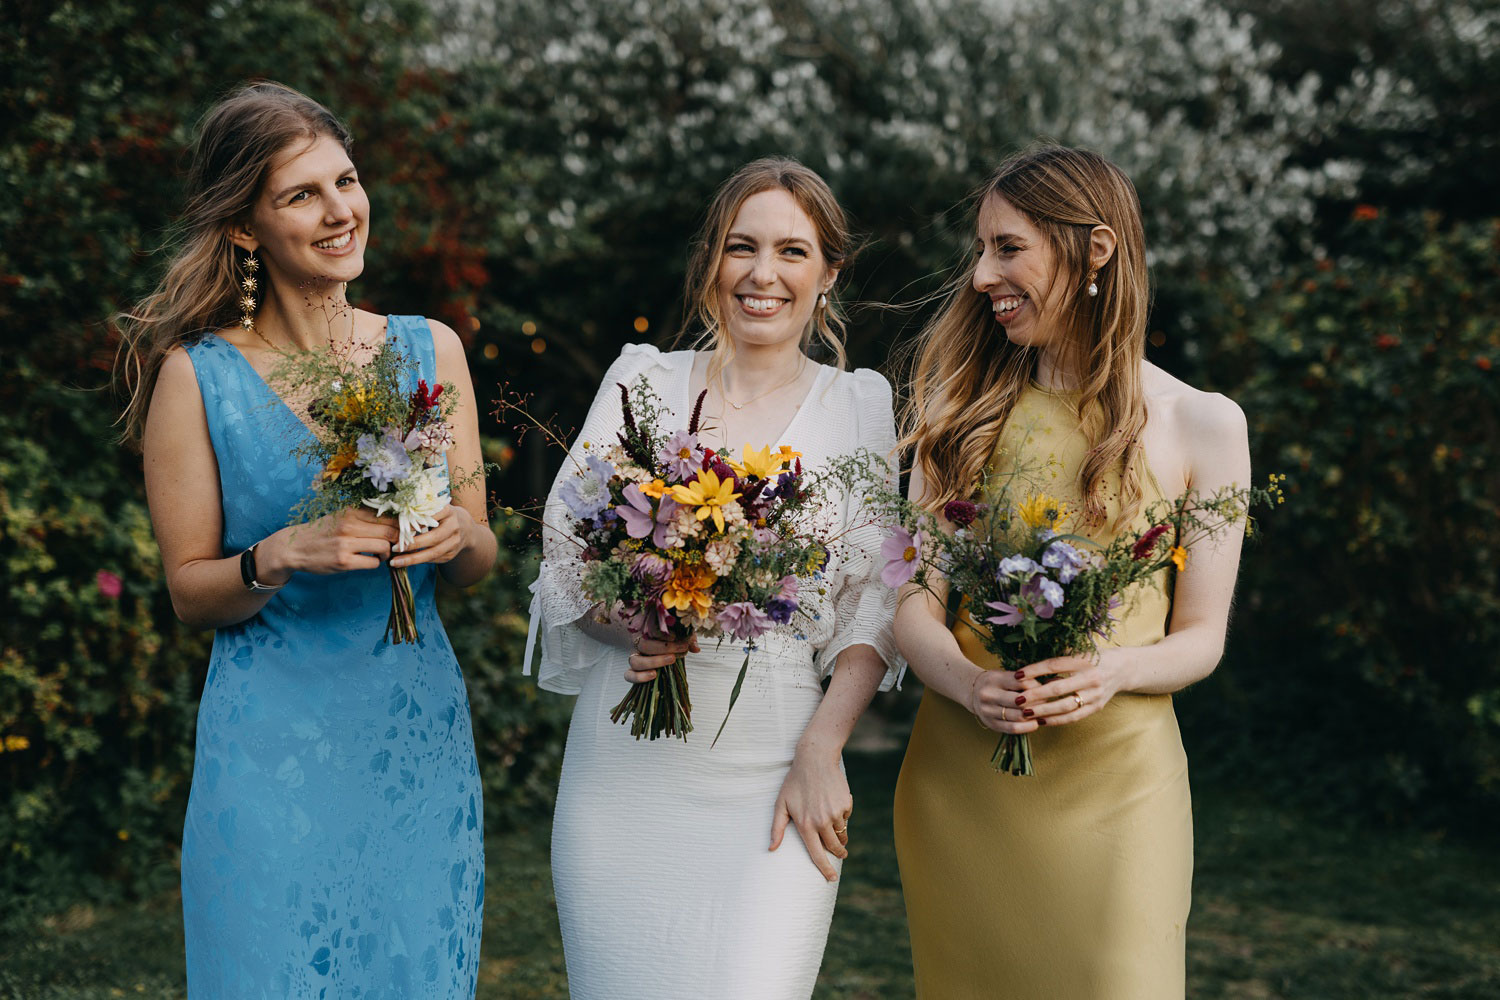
(718, 601), (774, 641)
(617, 483), (679, 548)
(658, 430), (705, 481)
(560, 453), (616, 520)
(880, 527), (923, 588)
(1041, 541), (1087, 583)
(357, 427), (413, 491)
(984, 599), (1024, 627)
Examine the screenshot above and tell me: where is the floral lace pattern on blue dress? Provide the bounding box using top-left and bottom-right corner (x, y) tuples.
(180, 316), (483, 999)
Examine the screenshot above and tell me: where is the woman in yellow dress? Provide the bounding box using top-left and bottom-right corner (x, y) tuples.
(891, 145), (1252, 999)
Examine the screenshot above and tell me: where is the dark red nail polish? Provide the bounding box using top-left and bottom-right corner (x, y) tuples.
(1037, 718), (1048, 726)
(1015, 696), (1026, 706)
(1022, 709), (1034, 718)
(1015, 670), (1026, 680)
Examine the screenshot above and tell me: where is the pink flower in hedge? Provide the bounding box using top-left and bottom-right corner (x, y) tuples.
(96, 570), (122, 599)
(880, 527), (924, 588)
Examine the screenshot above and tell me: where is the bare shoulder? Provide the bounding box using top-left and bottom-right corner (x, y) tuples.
(155, 344), (203, 399)
(422, 315), (463, 352)
(1141, 361), (1246, 445)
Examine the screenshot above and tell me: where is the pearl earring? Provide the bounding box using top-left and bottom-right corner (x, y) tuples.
(1086, 268), (1099, 298)
(818, 292), (828, 310)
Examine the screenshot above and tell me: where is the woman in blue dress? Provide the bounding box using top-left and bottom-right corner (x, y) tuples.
(117, 82), (495, 997)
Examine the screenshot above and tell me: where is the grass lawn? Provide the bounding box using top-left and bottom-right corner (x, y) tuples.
(4, 750), (1497, 999)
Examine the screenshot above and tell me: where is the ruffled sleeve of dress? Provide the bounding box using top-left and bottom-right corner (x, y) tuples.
(524, 343), (665, 694)
(815, 368), (906, 691)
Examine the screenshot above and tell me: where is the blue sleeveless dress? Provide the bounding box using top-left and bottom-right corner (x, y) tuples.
(180, 316), (483, 999)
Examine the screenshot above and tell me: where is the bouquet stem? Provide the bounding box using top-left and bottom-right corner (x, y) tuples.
(991, 732), (1036, 777)
(609, 653), (693, 741)
(385, 564), (419, 645)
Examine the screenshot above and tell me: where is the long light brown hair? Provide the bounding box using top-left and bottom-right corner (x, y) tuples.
(677, 157), (855, 380)
(900, 145), (1151, 528)
(114, 81), (352, 449)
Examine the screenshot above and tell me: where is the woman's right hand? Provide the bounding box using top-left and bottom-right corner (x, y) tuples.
(625, 634), (701, 683)
(968, 666), (1042, 735)
(260, 508), (401, 582)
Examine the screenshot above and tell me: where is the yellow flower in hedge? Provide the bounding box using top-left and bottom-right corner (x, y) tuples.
(1, 735), (29, 752)
(727, 443), (788, 481)
(670, 468), (741, 532)
(1018, 494), (1069, 531)
(1169, 546), (1188, 572)
(662, 562), (716, 618)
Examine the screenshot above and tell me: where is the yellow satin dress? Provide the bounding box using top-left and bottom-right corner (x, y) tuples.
(893, 382), (1191, 999)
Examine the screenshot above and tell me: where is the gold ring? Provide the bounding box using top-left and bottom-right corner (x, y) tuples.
(1000, 706), (1010, 722)
(833, 824), (847, 834)
(1073, 693), (1084, 709)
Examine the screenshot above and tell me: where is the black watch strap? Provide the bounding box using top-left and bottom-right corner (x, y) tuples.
(240, 543), (283, 593)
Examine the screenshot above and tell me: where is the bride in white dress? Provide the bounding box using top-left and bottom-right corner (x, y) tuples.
(526, 157), (901, 1000)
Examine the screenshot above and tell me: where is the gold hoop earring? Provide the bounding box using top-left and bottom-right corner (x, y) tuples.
(239, 252), (260, 331)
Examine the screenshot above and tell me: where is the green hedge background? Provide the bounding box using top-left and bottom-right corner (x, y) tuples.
(2, 0), (1497, 919)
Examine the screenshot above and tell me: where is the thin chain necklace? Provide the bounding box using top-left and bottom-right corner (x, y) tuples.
(720, 356), (808, 410)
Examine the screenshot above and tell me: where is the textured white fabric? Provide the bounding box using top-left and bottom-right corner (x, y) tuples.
(532, 344), (902, 999)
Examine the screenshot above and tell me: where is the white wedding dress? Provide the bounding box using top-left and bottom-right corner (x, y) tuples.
(526, 343), (901, 1000)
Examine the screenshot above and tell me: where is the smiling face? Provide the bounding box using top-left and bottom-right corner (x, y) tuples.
(715, 188), (835, 351)
(234, 133), (368, 290)
(972, 193), (1069, 351)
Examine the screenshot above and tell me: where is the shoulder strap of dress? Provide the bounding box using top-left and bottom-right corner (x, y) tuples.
(386, 315), (436, 386)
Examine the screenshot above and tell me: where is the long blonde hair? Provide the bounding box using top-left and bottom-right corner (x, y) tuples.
(114, 81), (352, 449)
(677, 157), (855, 379)
(900, 145), (1151, 528)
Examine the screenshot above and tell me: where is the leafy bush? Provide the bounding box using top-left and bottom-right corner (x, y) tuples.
(1185, 209), (1500, 822)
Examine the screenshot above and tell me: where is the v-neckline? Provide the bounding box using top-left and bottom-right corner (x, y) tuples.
(683, 352), (831, 456)
(208, 320), (394, 443)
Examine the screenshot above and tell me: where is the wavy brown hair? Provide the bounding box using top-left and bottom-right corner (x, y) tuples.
(900, 145), (1151, 528)
(114, 81), (351, 450)
(677, 157), (855, 379)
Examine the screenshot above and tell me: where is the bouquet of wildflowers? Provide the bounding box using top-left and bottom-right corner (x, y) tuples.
(270, 337), (468, 644)
(880, 471), (1284, 776)
(551, 376), (865, 743)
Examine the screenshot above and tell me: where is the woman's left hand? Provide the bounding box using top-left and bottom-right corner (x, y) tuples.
(769, 744), (851, 883)
(390, 503), (475, 568)
(1017, 648), (1128, 727)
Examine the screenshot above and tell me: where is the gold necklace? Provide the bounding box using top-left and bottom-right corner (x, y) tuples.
(720, 358), (808, 410)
